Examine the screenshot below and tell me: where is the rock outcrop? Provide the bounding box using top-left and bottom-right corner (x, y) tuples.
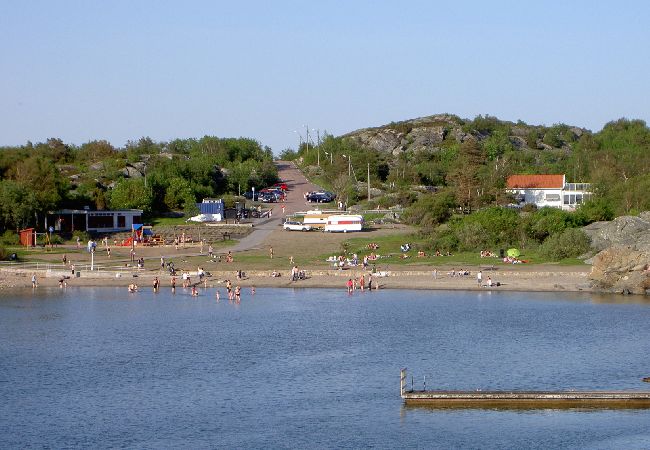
(341, 114), (587, 157)
(586, 212), (650, 295)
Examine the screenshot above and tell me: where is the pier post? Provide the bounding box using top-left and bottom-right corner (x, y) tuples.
(400, 368), (407, 397)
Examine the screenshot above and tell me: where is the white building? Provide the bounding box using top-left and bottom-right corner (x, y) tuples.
(506, 174), (591, 211)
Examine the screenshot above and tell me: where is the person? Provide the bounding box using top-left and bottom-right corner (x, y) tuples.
(477, 270), (483, 287)
(359, 274), (365, 291)
(31, 273), (37, 288)
(191, 285), (198, 297)
(71, 264), (75, 275)
(153, 277), (160, 293)
(161, 256), (165, 269)
(226, 251), (233, 263)
(346, 278), (353, 294)
(128, 283), (138, 293)
(226, 280), (233, 301)
(234, 285), (241, 302)
(62, 254), (67, 265)
(215, 290), (220, 301)
(76, 236), (81, 249)
(289, 255), (294, 265)
(368, 273), (373, 291)
(487, 276), (493, 287)
(269, 246), (274, 259)
(251, 286), (256, 295)
(171, 276), (176, 293)
(106, 246), (111, 258)
(208, 245), (214, 258)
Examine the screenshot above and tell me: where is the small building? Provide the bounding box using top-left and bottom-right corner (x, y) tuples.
(506, 174), (591, 211)
(19, 228), (36, 247)
(188, 199), (225, 222)
(46, 209), (143, 233)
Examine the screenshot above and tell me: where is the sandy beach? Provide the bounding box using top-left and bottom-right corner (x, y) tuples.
(0, 263), (591, 294)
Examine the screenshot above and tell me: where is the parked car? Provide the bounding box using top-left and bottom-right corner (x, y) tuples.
(307, 191), (336, 203)
(283, 221), (311, 232)
(243, 191), (260, 201)
(260, 193), (277, 203)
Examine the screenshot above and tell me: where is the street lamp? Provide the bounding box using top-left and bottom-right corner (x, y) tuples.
(293, 130), (303, 152)
(342, 154), (352, 177)
(324, 151), (333, 164)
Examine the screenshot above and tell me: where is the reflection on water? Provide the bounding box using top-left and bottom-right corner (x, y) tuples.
(1, 287), (650, 449)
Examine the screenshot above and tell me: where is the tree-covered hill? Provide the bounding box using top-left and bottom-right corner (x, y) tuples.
(0, 136), (277, 231)
(284, 113), (650, 259)
(287, 114), (650, 218)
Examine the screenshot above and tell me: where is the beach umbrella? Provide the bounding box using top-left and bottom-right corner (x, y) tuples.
(507, 248), (520, 257)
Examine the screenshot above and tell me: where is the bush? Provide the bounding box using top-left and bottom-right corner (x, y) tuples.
(72, 230), (91, 243)
(538, 228), (591, 260)
(0, 231), (19, 246)
(0, 245), (8, 260)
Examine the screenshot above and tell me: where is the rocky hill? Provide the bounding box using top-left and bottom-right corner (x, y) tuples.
(341, 113), (586, 156)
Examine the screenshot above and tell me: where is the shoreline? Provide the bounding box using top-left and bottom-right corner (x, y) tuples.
(1, 266), (592, 294)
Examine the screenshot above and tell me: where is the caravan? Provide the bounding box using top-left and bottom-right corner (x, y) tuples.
(324, 214), (364, 233)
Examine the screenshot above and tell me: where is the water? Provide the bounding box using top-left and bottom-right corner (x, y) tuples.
(1, 287), (650, 449)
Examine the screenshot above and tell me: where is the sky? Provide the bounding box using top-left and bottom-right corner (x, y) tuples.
(1, 0), (649, 153)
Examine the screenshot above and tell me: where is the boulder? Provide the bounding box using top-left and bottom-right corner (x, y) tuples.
(583, 214), (650, 251)
(589, 245), (650, 295)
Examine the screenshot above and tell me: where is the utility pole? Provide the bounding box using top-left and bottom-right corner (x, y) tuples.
(367, 162), (371, 201)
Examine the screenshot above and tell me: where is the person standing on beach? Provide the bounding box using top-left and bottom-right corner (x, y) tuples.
(477, 270), (482, 287)
(367, 273), (373, 291)
(346, 278), (353, 294)
(269, 246), (274, 259)
(31, 274), (37, 288)
(359, 274), (365, 291)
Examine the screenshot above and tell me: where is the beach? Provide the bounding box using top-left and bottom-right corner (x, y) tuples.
(0, 263), (591, 293)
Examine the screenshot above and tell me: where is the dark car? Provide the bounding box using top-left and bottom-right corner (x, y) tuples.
(307, 191), (336, 203)
(243, 191), (260, 201)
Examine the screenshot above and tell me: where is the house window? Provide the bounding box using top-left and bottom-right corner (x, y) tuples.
(117, 215), (126, 228)
(545, 194), (560, 201)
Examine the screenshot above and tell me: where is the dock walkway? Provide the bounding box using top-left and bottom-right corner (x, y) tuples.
(400, 369), (650, 408)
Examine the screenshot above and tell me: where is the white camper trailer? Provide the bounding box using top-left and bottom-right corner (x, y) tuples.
(303, 211), (330, 228)
(324, 214), (364, 232)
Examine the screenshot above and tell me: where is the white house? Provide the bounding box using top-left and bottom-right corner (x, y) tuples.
(506, 174), (591, 211)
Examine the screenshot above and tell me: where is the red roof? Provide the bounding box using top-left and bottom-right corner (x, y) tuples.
(507, 174), (564, 189)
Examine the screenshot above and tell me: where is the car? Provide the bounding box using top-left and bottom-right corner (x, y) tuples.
(283, 221), (311, 232)
(307, 191), (335, 203)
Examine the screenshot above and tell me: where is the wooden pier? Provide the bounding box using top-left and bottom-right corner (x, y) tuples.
(400, 369), (650, 409)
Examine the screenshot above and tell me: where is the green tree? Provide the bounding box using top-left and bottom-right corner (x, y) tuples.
(109, 179), (154, 214)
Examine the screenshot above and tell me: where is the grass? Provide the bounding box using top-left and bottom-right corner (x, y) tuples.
(149, 216), (190, 226)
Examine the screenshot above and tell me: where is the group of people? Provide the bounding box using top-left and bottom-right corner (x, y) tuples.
(345, 273), (377, 294)
(124, 275), (254, 302)
(447, 268), (471, 277)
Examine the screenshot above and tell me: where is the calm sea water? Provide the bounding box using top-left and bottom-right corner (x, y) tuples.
(1, 287), (650, 449)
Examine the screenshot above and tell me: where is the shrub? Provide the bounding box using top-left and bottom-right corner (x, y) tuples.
(0, 245), (8, 260)
(72, 230), (91, 243)
(538, 228), (591, 260)
(0, 231), (19, 246)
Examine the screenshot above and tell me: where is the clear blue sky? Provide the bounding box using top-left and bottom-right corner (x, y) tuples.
(2, 0), (648, 153)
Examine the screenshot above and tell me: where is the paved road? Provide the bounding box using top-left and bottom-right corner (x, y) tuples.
(226, 160), (324, 253)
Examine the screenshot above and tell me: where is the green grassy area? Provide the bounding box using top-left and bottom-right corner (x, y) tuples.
(149, 216), (190, 226)
(315, 232), (587, 267)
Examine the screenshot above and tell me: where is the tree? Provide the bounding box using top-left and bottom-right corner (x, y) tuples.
(108, 179), (153, 214)
(164, 177), (193, 210)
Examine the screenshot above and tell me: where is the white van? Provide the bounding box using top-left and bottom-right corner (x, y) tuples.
(324, 214), (364, 232)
